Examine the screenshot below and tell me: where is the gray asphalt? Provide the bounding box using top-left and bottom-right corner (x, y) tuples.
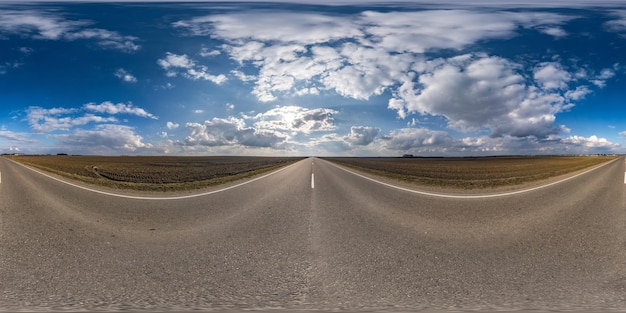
(1, 156), (625, 312)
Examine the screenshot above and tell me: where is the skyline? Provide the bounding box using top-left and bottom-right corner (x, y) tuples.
(1, 1), (625, 156)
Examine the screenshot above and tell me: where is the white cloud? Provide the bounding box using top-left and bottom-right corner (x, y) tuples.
(64, 28), (140, 52)
(306, 133), (351, 154)
(0, 9), (85, 40)
(565, 86), (592, 101)
(199, 47), (221, 57)
(562, 135), (619, 150)
(182, 117), (287, 148)
(231, 70), (256, 82)
(0, 129), (35, 143)
(388, 54), (582, 138)
(186, 66), (228, 84)
(605, 10), (626, 34)
(250, 106), (338, 134)
(25, 106), (117, 132)
(56, 124), (150, 152)
(0, 10), (140, 52)
(533, 62), (571, 90)
(591, 67), (617, 88)
(344, 126), (380, 146)
(83, 101), (157, 119)
(19, 47), (33, 54)
(26, 102), (156, 132)
(377, 128), (620, 156)
(157, 52), (195, 74)
(158, 52), (227, 84)
(537, 26), (568, 38)
(359, 10), (570, 53)
(174, 12), (361, 44)
(174, 10), (574, 103)
(381, 128), (458, 151)
(166, 121), (179, 129)
(114, 68), (137, 83)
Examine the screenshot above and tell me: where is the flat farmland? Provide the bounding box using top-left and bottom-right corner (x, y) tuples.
(325, 155), (617, 190)
(7, 155), (302, 191)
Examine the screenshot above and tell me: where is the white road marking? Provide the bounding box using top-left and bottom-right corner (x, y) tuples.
(311, 173), (315, 189)
(623, 172), (626, 184)
(329, 158), (618, 199)
(9, 159), (299, 200)
(0, 171), (2, 184)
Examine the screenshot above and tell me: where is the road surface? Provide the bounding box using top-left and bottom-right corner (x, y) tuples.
(1, 156), (625, 312)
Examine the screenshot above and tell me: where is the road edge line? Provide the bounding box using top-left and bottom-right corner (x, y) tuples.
(6, 158), (301, 200)
(326, 157), (620, 199)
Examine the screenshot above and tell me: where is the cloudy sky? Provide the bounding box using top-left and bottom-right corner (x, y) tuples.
(1, 1), (625, 156)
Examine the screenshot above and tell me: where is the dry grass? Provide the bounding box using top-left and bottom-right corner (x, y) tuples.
(325, 155), (617, 190)
(8, 155), (302, 192)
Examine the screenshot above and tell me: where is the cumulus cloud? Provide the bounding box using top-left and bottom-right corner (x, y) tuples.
(251, 106), (338, 134)
(387, 54), (591, 138)
(166, 121), (179, 129)
(182, 117), (287, 149)
(307, 133), (351, 153)
(157, 52), (195, 70)
(174, 9), (574, 102)
(179, 105), (339, 150)
(378, 127), (620, 156)
(157, 52), (227, 84)
(171, 9), (607, 150)
(114, 68), (137, 83)
(533, 62), (572, 90)
(562, 135), (619, 151)
(381, 128), (458, 151)
(0, 9), (140, 52)
(344, 126), (380, 146)
(56, 124), (150, 152)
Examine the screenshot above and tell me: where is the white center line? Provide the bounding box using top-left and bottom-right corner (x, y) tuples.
(623, 172), (626, 185)
(311, 173), (315, 189)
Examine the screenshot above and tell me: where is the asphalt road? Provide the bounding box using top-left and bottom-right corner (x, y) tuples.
(1, 156), (625, 312)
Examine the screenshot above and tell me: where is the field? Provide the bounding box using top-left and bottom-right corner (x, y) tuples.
(7, 155), (302, 192)
(325, 155), (617, 190)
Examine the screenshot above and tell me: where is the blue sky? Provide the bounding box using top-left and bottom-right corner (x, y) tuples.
(1, 1), (626, 156)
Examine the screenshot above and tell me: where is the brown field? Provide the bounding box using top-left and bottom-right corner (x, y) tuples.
(7, 155), (302, 192)
(325, 155), (617, 190)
